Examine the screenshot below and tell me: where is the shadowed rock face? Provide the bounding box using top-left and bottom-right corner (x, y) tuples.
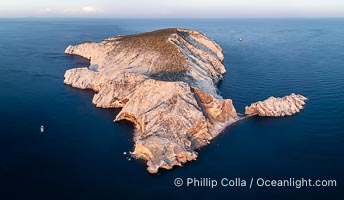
(64, 28), (307, 173)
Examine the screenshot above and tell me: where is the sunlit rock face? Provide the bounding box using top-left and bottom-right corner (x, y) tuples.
(64, 28), (238, 173)
(64, 28), (306, 173)
(245, 93), (307, 117)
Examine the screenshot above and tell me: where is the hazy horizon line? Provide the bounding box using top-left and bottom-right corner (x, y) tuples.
(1, 16), (343, 19)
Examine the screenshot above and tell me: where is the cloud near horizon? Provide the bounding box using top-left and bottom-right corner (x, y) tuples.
(81, 6), (100, 13)
(38, 5), (103, 16)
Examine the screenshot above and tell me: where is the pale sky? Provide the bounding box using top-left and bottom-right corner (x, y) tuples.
(0, 0), (343, 18)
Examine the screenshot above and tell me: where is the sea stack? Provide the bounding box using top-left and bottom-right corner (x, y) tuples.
(64, 28), (307, 173)
(245, 93), (308, 117)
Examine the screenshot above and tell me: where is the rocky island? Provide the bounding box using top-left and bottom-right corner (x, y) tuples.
(64, 28), (307, 173)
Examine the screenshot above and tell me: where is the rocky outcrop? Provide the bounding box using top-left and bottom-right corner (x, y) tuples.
(114, 80), (213, 173)
(245, 93), (307, 116)
(64, 28), (307, 174)
(193, 88), (238, 135)
(64, 28), (225, 97)
(64, 28), (239, 173)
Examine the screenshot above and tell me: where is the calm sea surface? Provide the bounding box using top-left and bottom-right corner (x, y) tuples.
(0, 19), (343, 199)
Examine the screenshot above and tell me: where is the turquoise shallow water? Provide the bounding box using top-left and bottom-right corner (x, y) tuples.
(0, 19), (343, 199)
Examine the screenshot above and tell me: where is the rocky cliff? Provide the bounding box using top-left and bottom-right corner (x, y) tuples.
(245, 93), (307, 116)
(64, 28), (307, 173)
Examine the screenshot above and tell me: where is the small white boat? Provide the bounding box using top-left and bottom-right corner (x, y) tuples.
(239, 37), (243, 42)
(40, 125), (44, 133)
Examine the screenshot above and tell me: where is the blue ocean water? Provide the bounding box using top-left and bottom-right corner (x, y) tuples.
(0, 19), (343, 199)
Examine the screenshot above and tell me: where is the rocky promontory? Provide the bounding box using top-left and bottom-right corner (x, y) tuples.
(64, 28), (307, 173)
(245, 93), (307, 116)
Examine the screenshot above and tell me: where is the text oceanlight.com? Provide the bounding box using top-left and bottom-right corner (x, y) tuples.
(173, 178), (337, 189)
